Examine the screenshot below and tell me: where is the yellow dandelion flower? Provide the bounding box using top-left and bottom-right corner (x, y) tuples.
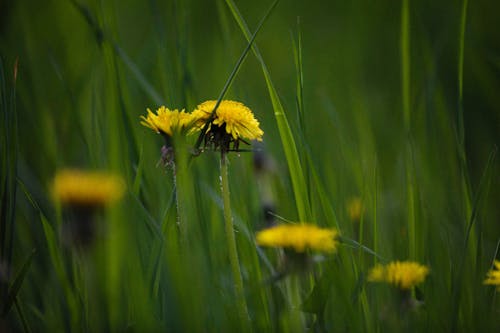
(140, 106), (192, 136)
(368, 261), (429, 290)
(256, 224), (339, 253)
(347, 197), (364, 221)
(484, 260), (500, 289)
(52, 169), (125, 207)
(368, 264), (385, 281)
(191, 100), (263, 151)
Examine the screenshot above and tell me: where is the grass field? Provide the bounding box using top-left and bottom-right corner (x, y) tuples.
(1, 0), (499, 332)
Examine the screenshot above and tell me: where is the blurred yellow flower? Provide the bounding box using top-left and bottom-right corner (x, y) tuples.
(52, 169), (125, 207)
(484, 260), (500, 289)
(368, 261), (429, 289)
(347, 197), (364, 221)
(140, 106), (192, 136)
(256, 224), (339, 253)
(192, 100), (263, 146)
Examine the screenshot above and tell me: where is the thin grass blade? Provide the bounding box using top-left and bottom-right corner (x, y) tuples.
(2, 249), (36, 316)
(225, 0), (310, 221)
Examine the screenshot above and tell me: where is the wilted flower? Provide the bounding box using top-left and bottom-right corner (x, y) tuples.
(368, 261), (429, 290)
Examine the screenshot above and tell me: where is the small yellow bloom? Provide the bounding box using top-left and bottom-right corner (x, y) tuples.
(192, 100), (263, 147)
(52, 169), (125, 207)
(346, 197), (364, 221)
(256, 224), (339, 253)
(484, 260), (500, 289)
(140, 106), (192, 136)
(368, 261), (429, 289)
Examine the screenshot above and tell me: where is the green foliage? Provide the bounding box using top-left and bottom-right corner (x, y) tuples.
(1, 0), (499, 332)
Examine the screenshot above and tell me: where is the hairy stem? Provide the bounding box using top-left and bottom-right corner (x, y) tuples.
(220, 153), (250, 329)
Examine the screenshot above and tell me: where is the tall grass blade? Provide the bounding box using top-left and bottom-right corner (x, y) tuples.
(193, 0), (279, 151)
(457, 0), (475, 271)
(0, 58), (18, 304)
(225, 0), (310, 222)
(71, 0), (163, 105)
(451, 145), (497, 329)
(2, 249), (36, 316)
(14, 299), (31, 333)
(457, 0), (469, 149)
(463, 146), (497, 255)
(400, 0), (417, 261)
(339, 236), (385, 262)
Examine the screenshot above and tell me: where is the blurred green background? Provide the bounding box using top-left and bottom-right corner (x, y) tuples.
(1, 0), (499, 331)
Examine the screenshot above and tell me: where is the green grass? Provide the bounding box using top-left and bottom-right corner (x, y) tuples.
(1, 0), (500, 332)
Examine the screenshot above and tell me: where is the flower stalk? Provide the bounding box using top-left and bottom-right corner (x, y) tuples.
(220, 151), (250, 329)
(285, 274), (305, 333)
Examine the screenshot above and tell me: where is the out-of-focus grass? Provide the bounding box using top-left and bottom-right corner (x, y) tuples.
(1, 0), (499, 332)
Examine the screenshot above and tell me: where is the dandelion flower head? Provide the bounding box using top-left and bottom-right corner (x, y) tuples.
(368, 261), (429, 289)
(256, 224), (338, 253)
(484, 260), (500, 289)
(52, 169), (125, 207)
(140, 106), (192, 136)
(347, 197), (364, 221)
(192, 100), (264, 143)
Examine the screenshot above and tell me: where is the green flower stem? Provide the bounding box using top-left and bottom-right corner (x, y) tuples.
(285, 274), (304, 333)
(220, 152), (250, 329)
(171, 137), (191, 245)
(172, 161), (187, 244)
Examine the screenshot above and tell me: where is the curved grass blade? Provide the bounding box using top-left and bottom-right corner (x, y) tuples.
(225, 0), (310, 222)
(451, 145), (498, 329)
(338, 236), (386, 262)
(17, 179), (68, 292)
(2, 249), (36, 316)
(70, 0), (163, 105)
(1, 58), (19, 274)
(14, 298), (31, 333)
(193, 0), (280, 152)
(463, 146), (497, 256)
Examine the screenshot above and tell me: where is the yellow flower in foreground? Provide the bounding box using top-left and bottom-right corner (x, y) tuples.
(484, 260), (500, 289)
(368, 261), (429, 290)
(53, 169), (125, 207)
(140, 106), (192, 136)
(192, 100), (263, 143)
(256, 224), (339, 253)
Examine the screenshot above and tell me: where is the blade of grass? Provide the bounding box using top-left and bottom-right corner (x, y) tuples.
(2, 249), (36, 316)
(17, 179), (80, 328)
(14, 298), (31, 333)
(306, 152), (340, 229)
(0, 58), (18, 304)
(203, 183), (275, 274)
(457, 0), (475, 277)
(193, 0), (279, 152)
(463, 146), (497, 260)
(2, 60), (16, 241)
(225, 0), (310, 222)
(71, 0), (163, 105)
(457, 0), (469, 151)
(401, 0), (417, 261)
(132, 145), (145, 196)
(339, 236), (386, 262)
(291, 17), (312, 215)
(451, 145), (497, 330)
